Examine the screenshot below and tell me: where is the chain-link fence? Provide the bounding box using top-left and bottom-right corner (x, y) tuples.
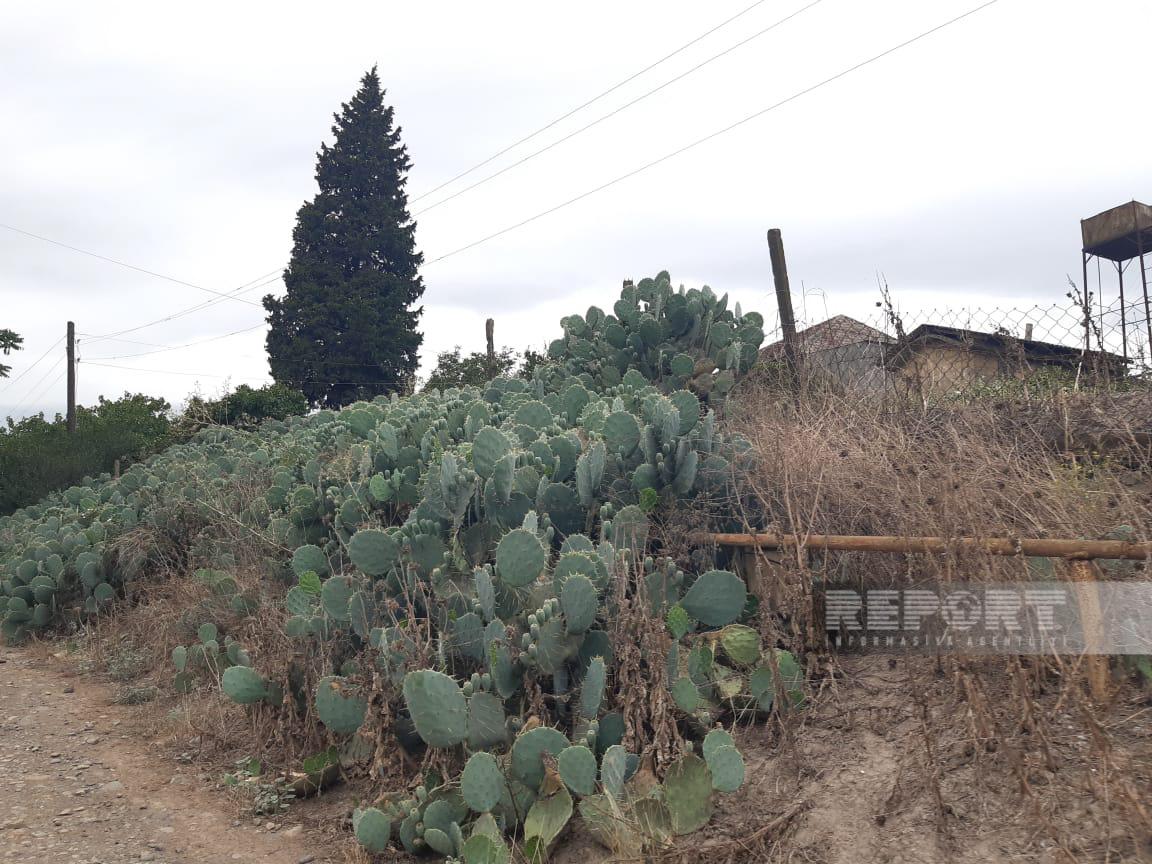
(756, 297), (1150, 401)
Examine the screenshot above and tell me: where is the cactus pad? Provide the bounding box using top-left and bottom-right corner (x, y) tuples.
(664, 752), (714, 834)
(671, 677), (700, 713)
(681, 570), (746, 626)
(599, 744), (628, 800)
(353, 807), (392, 852)
(579, 656), (606, 720)
(467, 691), (508, 749)
(315, 676), (367, 734)
(558, 745), (597, 797)
(702, 728), (735, 762)
(511, 726), (568, 791)
(461, 834), (509, 864)
(402, 669), (468, 748)
(291, 544), (328, 578)
(462, 752), (504, 813)
(320, 575), (354, 621)
(347, 528), (400, 575)
(705, 744), (745, 792)
(718, 624), (760, 666)
(221, 666), (267, 704)
(424, 827), (455, 856)
(523, 786), (573, 861)
(495, 528), (547, 588)
(609, 504), (648, 550)
(560, 574), (597, 634)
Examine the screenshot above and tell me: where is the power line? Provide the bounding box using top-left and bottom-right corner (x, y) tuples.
(84, 322), (268, 361)
(409, 0), (773, 205)
(413, 0), (824, 218)
(0, 336), (65, 394)
(7, 356), (65, 418)
(426, 0), (1003, 266)
(81, 270), (282, 346)
(80, 359), (392, 386)
(0, 222), (264, 308)
(24, 368), (69, 415)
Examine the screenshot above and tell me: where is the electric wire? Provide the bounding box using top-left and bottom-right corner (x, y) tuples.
(84, 322), (269, 361)
(80, 360), (392, 386)
(0, 222), (264, 307)
(412, 0), (825, 217)
(0, 335), (65, 394)
(425, 0), (1002, 265)
(81, 270), (283, 346)
(7, 356), (66, 418)
(409, 0), (774, 204)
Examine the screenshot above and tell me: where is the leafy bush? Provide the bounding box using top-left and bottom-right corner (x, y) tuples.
(423, 346), (546, 391)
(0, 393), (171, 515)
(178, 383), (307, 432)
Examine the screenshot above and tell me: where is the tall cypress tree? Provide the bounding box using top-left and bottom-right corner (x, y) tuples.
(265, 67), (424, 408)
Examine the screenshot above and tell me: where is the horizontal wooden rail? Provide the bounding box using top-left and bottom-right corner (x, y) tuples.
(696, 532), (1152, 561)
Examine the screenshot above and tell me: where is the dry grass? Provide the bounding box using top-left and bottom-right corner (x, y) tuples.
(698, 382), (1152, 861)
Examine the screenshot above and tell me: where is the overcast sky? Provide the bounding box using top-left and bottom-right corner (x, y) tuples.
(2, 0), (1150, 421)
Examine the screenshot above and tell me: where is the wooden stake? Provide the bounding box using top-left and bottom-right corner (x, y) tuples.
(1069, 559), (1109, 701)
(485, 318), (496, 379)
(66, 321), (76, 434)
(767, 229), (799, 387)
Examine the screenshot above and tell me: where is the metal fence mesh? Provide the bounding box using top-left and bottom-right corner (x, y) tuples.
(757, 297), (1151, 400)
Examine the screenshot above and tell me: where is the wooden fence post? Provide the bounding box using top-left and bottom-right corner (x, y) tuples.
(767, 229), (800, 390)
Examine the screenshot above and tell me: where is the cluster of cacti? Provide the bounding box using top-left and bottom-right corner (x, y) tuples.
(1, 274), (795, 859)
(546, 272), (764, 405)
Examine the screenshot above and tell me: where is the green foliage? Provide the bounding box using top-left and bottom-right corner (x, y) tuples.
(181, 383), (306, 430)
(1, 393), (171, 515)
(423, 345), (521, 391)
(0, 328), (22, 378)
(264, 67), (425, 408)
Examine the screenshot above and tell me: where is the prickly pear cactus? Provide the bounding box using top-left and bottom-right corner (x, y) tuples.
(0, 273), (787, 862)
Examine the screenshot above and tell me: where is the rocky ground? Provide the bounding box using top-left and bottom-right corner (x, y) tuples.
(0, 646), (333, 864)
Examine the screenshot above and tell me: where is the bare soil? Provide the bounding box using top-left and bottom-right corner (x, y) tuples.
(4, 643), (1149, 864)
(0, 645), (332, 864)
(692, 655), (1152, 864)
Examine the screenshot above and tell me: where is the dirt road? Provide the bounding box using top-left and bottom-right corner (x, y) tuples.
(0, 646), (327, 864)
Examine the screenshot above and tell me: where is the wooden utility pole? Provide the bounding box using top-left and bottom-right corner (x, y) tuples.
(767, 229), (799, 386)
(485, 318), (496, 379)
(66, 321), (76, 434)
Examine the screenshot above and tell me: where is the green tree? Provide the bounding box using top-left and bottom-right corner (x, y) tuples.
(423, 345), (519, 391)
(0, 328), (22, 378)
(264, 67), (425, 409)
(174, 383), (307, 437)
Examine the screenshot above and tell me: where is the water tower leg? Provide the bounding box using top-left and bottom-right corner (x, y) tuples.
(1140, 244), (1151, 365)
(1117, 261), (1127, 362)
(1082, 252), (1091, 351)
